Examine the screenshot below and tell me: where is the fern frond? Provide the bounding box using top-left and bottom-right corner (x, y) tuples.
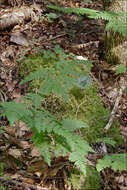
(0, 99), (94, 173)
(0, 101), (32, 125)
(96, 154), (127, 172)
(19, 68), (48, 85)
(24, 93), (43, 108)
(32, 133), (52, 166)
(0, 47), (95, 175)
(62, 119), (89, 131)
(47, 4), (99, 16)
(48, 5), (127, 36)
(96, 137), (116, 147)
(20, 47), (92, 102)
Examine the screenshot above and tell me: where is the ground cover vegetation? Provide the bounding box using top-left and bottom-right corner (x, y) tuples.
(0, 0), (127, 189)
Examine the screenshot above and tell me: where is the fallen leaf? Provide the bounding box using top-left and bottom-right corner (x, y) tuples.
(10, 31), (29, 46)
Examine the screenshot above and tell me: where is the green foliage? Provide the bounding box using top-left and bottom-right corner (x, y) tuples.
(96, 137), (116, 147)
(48, 5), (127, 36)
(20, 46), (92, 102)
(0, 98), (94, 175)
(45, 13), (60, 23)
(68, 166), (100, 190)
(0, 102), (33, 126)
(97, 154), (127, 172)
(115, 64), (126, 74)
(0, 185), (6, 190)
(67, 168), (84, 189)
(0, 126), (3, 134)
(0, 47), (94, 175)
(0, 46), (125, 179)
(84, 166), (100, 190)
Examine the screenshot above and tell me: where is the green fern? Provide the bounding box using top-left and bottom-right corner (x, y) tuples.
(96, 137), (116, 147)
(1, 46), (126, 176)
(20, 46), (92, 102)
(0, 47), (95, 175)
(0, 99), (94, 175)
(48, 5), (127, 36)
(97, 154), (127, 172)
(0, 101), (32, 126)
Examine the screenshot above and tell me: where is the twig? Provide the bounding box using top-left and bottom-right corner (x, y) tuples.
(41, 33), (66, 45)
(46, 33), (66, 42)
(75, 100), (87, 118)
(104, 88), (123, 132)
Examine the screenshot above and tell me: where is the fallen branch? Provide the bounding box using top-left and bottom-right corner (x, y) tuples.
(104, 88), (123, 132)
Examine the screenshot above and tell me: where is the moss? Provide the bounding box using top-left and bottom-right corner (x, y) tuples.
(19, 53), (123, 145)
(19, 54), (44, 76)
(53, 84), (122, 144)
(19, 54), (45, 92)
(61, 85), (123, 145)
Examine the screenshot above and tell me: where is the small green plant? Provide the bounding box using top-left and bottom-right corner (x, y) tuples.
(45, 13), (60, 23)
(115, 64), (126, 74)
(20, 45), (93, 101)
(0, 47), (94, 175)
(97, 153), (127, 172)
(0, 46), (126, 179)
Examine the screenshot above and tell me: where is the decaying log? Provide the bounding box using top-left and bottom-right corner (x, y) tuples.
(0, 7), (34, 30)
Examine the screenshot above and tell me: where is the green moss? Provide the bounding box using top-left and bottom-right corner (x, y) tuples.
(20, 54), (46, 75)
(61, 85), (123, 145)
(19, 54), (45, 91)
(19, 52), (122, 145)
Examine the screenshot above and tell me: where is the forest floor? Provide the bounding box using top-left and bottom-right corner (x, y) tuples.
(0, 0), (127, 189)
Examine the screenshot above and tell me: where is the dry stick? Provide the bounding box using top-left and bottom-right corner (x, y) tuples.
(42, 33), (66, 43)
(0, 177), (48, 190)
(104, 88), (123, 132)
